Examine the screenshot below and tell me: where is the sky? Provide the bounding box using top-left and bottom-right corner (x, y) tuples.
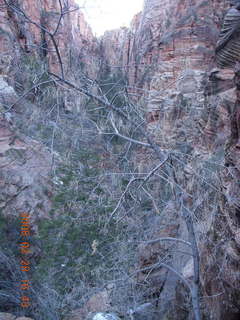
(76, 0), (143, 36)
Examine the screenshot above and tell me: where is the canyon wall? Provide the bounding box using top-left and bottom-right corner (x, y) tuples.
(101, 1), (240, 319)
(1, 0), (240, 319)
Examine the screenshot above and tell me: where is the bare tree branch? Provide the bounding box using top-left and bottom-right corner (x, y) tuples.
(134, 260), (191, 290)
(48, 72), (168, 161)
(181, 196), (201, 320)
(136, 237), (192, 247)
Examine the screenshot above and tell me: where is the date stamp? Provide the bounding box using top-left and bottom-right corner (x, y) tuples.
(19, 212), (31, 308)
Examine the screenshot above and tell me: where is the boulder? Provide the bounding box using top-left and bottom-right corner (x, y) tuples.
(87, 313), (121, 320)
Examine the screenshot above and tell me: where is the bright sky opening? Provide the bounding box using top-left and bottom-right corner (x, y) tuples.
(76, 0), (143, 37)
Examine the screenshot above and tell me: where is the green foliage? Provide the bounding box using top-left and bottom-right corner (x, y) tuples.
(36, 204), (120, 297)
(34, 143), (124, 305)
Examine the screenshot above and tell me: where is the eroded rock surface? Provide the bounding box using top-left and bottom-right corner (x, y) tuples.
(0, 78), (51, 225)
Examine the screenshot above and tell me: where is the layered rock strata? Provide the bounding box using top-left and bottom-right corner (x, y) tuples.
(101, 1), (240, 319)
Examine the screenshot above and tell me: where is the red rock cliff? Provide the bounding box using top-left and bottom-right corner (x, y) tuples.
(101, 1), (240, 319)
(0, 0), (98, 78)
